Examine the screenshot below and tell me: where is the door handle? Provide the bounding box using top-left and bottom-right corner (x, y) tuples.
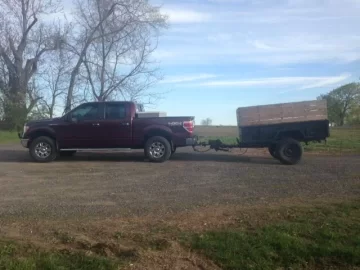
(121, 122), (130, 126)
(92, 123), (100, 126)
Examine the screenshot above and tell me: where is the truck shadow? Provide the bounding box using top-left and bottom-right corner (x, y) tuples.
(0, 149), (278, 165)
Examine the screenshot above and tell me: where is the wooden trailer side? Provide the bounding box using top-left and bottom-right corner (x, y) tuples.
(236, 100), (328, 127)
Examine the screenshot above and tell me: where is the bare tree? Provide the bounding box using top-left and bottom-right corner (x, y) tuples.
(201, 118), (212, 126)
(63, 0), (167, 113)
(34, 51), (71, 118)
(0, 0), (66, 129)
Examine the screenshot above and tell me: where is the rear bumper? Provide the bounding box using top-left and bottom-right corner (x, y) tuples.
(18, 132), (29, 148)
(185, 137), (197, 146)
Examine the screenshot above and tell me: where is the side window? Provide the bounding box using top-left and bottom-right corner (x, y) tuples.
(70, 103), (100, 121)
(105, 103), (126, 119)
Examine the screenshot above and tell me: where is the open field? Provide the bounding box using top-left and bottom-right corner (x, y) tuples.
(0, 131), (18, 144)
(194, 125), (360, 153)
(0, 142), (359, 269)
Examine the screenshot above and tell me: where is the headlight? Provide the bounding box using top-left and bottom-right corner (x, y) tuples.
(23, 125), (29, 134)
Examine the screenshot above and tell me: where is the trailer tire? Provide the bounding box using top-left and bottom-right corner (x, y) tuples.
(144, 136), (171, 163)
(268, 144), (279, 159)
(276, 138), (303, 165)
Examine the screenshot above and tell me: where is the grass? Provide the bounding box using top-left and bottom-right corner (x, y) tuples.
(0, 241), (122, 270)
(196, 127), (360, 153)
(303, 128), (360, 153)
(0, 131), (18, 144)
(185, 201), (360, 270)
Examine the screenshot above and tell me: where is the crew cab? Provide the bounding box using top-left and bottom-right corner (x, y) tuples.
(19, 101), (195, 163)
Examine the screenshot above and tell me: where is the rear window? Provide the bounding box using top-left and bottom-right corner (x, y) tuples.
(105, 103), (126, 119)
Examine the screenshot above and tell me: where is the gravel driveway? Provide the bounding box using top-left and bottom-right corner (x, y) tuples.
(0, 144), (359, 219)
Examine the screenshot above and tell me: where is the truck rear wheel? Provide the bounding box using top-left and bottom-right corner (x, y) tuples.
(144, 136), (171, 163)
(276, 138), (303, 165)
(29, 136), (57, 163)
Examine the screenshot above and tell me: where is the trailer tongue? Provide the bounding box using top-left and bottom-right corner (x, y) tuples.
(192, 100), (330, 165)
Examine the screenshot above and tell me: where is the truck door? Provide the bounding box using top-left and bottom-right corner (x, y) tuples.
(56, 102), (104, 149)
(99, 102), (133, 148)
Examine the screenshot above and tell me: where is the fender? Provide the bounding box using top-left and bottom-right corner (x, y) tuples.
(25, 126), (57, 140)
(143, 124), (173, 142)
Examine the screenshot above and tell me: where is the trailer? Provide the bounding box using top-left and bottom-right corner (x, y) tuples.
(193, 100), (330, 165)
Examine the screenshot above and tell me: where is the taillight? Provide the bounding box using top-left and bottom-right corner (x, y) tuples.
(183, 120), (194, 133)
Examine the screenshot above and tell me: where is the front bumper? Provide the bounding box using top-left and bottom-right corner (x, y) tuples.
(18, 132), (29, 148)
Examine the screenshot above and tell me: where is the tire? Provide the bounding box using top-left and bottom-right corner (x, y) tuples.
(59, 150), (76, 157)
(276, 138), (303, 165)
(29, 136), (57, 163)
(268, 144), (279, 159)
(144, 136), (171, 163)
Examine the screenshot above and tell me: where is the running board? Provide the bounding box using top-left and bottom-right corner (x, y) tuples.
(60, 148), (132, 152)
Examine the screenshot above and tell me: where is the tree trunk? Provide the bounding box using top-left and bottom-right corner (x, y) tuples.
(3, 84), (27, 131)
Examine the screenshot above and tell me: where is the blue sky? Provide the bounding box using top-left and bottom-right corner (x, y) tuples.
(149, 0), (360, 125)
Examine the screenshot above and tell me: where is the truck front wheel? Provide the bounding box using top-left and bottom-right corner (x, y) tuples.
(276, 138), (303, 165)
(144, 136), (172, 163)
(29, 136), (57, 163)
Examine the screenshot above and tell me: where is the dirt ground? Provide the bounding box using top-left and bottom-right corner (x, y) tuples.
(0, 144), (359, 219)
(0, 144), (359, 269)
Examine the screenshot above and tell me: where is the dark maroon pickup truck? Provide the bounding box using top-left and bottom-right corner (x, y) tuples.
(19, 101), (195, 163)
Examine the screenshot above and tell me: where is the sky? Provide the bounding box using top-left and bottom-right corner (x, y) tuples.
(147, 0), (360, 125)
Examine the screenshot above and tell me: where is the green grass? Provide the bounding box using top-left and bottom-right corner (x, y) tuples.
(185, 201), (360, 270)
(0, 131), (18, 144)
(0, 241), (122, 270)
(303, 128), (360, 153)
(196, 127), (360, 153)
(197, 136), (239, 146)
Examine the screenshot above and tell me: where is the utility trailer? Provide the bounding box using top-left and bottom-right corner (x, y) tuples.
(194, 100), (330, 165)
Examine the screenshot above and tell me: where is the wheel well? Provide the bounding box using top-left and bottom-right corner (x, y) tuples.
(276, 130), (304, 141)
(28, 130), (56, 146)
(144, 130), (173, 148)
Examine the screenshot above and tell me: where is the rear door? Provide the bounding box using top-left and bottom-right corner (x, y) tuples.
(99, 102), (133, 148)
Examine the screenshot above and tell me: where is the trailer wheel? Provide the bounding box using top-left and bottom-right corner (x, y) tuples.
(276, 138), (303, 165)
(144, 136), (171, 163)
(268, 144), (279, 159)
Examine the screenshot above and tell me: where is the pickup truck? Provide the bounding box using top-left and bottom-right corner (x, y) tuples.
(19, 101), (195, 163)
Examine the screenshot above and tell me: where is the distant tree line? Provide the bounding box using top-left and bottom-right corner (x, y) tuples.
(317, 82), (360, 126)
(0, 0), (168, 130)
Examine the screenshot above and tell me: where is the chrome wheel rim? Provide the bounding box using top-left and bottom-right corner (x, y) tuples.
(34, 142), (52, 159)
(149, 142), (165, 158)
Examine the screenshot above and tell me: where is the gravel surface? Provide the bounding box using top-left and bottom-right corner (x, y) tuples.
(0, 144), (359, 219)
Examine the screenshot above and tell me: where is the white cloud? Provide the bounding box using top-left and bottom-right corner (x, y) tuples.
(162, 8), (211, 23)
(161, 74), (218, 84)
(196, 74), (351, 90)
(156, 0), (360, 66)
(300, 74), (352, 90)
